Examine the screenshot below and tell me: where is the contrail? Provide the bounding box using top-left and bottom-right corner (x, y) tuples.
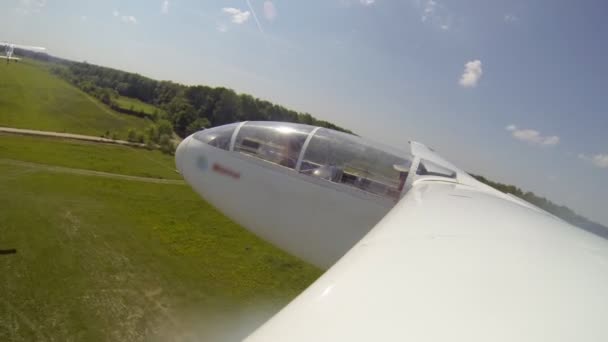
(245, 0), (264, 34)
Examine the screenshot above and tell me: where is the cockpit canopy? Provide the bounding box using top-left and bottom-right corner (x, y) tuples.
(194, 121), (416, 200)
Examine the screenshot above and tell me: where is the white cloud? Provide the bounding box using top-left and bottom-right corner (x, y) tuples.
(421, 0), (437, 22)
(80, 15), (88, 22)
(540, 135), (559, 146)
(594, 155), (608, 168)
(506, 125), (560, 147)
(504, 14), (518, 23)
(121, 15), (138, 24)
(459, 59), (483, 88)
(264, 1), (277, 21)
(113, 10), (137, 24)
(22, 0), (46, 7)
(418, 0), (451, 30)
(161, 0), (170, 14)
(337, 0), (375, 7)
(579, 154), (608, 169)
(222, 7), (251, 24)
(217, 24), (228, 33)
(16, 0), (46, 14)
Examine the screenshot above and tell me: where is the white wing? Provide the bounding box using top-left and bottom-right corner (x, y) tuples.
(8, 43), (46, 52)
(246, 175), (608, 341)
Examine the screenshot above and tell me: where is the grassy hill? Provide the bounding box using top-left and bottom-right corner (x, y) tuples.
(114, 95), (163, 116)
(0, 59), (150, 138)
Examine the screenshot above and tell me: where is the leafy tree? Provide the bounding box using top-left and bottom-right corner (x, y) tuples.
(166, 97), (196, 137)
(185, 85), (212, 111)
(151, 110), (160, 122)
(298, 113), (314, 125)
(186, 117), (211, 136)
(239, 94), (263, 121)
(154, 81), (182, 106)
(266, 104), (283, 121)
(157, 119), (174, 137)
(212, 88), (241, 126)
(471, 174), (607, 235)
(52, 59), (355, 137)
(116, 82), (130, 95)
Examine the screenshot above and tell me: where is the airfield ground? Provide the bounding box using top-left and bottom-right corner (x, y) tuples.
(0, 135), (320, 341)
(0, 61), (321, 341)
(0, 134), (179, 180)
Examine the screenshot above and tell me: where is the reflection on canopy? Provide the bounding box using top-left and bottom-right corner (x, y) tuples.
(300, 128), (411, 199)
(194, 121), (414, 200)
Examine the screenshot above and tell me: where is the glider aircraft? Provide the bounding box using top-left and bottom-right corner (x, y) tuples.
(1, 42), (46, 64)
(176, 121), (608, 341)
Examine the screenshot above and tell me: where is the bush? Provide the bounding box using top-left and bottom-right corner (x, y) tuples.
(126, 129), (137, 142)
(135, 132), (145, 144)
(145, 125), (159, 144)
(159, 134), (175, 155)
(145, 138), (155, 150)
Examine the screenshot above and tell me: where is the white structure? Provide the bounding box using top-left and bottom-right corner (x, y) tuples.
(0, 42), (46, 63)
(176, 121), (608, 341)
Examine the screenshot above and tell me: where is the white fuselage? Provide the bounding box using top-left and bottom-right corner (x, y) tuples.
(6, 44), (14, 58)
(178, 134), (395, 268)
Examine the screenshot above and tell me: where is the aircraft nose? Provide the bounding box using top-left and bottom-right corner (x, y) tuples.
(175, 135), (192, 174)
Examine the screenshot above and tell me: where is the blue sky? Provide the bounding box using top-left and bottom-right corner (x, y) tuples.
(2, 0), (608, 225)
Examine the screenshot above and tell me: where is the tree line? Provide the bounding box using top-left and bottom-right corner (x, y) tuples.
(473, 174), (608, 237)
(51, 61), (353, 140)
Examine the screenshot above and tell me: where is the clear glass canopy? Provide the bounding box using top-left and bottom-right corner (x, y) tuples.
(194, 121), (414, 200)
(234, 121), (314, 169)
(193, 122), (239, 150)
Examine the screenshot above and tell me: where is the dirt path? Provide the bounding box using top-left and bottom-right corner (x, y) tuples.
(0, 159), (185, 185)
(0, 126), (145, 147)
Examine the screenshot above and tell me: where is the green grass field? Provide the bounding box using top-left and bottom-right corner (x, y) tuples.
(0, 137), (320, 341)
(0, 59), (150, 138)
(114, 95), (163, 116)
(0, 134), (179, 180)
